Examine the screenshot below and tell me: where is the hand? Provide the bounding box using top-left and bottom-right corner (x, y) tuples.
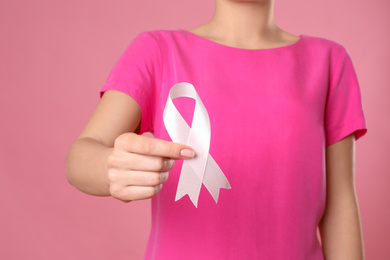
(107, 132), (195, 202)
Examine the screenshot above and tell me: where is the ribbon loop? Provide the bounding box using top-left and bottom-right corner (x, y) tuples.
(163, 82), (231, 207)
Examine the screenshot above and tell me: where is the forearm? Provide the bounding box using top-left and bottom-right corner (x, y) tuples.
(65, 137), (113, 196)
(319, 189), (364, 260)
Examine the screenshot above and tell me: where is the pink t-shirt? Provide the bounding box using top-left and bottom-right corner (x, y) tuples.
(101, 30), (367, 259)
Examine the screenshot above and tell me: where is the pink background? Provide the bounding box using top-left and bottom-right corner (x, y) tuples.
(0, 0), (388, 259)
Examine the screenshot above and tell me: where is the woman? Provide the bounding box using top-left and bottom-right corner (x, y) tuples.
(66, 0), (367, 258)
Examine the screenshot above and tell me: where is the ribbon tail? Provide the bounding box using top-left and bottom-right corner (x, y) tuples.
(202, 155), (231, 203)
(175, 160), (203, 208)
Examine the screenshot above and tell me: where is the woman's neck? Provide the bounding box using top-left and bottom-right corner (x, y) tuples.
(212, 0), (277, 38)
(189, 0), (299, 49)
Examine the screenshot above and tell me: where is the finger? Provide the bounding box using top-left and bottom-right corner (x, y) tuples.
(108, 151), (175, 172)
(116, 133), (195, 160)
(109, 169), (169, 186)
(111, 184), (163, 202)
(130, 171), (169, 186)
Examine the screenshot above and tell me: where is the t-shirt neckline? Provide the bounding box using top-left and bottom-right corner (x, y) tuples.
(178, 29), (304, 51)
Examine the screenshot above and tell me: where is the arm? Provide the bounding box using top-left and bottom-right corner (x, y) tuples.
(65, 90), (194, 201)
(65, 90), (140, 196)
(319, 133), (365, 259)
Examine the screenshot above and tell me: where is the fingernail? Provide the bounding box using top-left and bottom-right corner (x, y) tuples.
(160, 171), (169, 183)
(180, 149), (195, 158)
(155, 184), (163, 193)
(164, 159), (174, 169)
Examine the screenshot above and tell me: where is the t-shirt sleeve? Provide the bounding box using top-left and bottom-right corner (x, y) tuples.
(100, 31), (161, 134)
(325, 45), (367, 146)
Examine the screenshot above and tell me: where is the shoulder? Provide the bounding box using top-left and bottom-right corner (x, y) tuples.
(121, 29), (183, 55)
(131, 29), (193, 56)
(134, 29), (185, 43)
(300, 34), (352, 66)
(301, 34), (344, 48)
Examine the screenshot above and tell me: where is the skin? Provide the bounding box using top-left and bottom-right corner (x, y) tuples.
(65, 0), (365, 258)
(320, 134), (365, 259)
(66, 90), (195, 200)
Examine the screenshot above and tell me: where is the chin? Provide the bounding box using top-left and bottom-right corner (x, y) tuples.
(229, 0), (269, 2)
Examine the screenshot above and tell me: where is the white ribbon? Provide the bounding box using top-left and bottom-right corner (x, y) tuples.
(163, 82), (231, 207)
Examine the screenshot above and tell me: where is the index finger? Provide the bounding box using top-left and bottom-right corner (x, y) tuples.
(117, 133), (195, 160)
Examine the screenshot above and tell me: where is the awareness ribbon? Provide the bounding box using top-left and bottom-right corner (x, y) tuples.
(163, 82), (231, 207)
